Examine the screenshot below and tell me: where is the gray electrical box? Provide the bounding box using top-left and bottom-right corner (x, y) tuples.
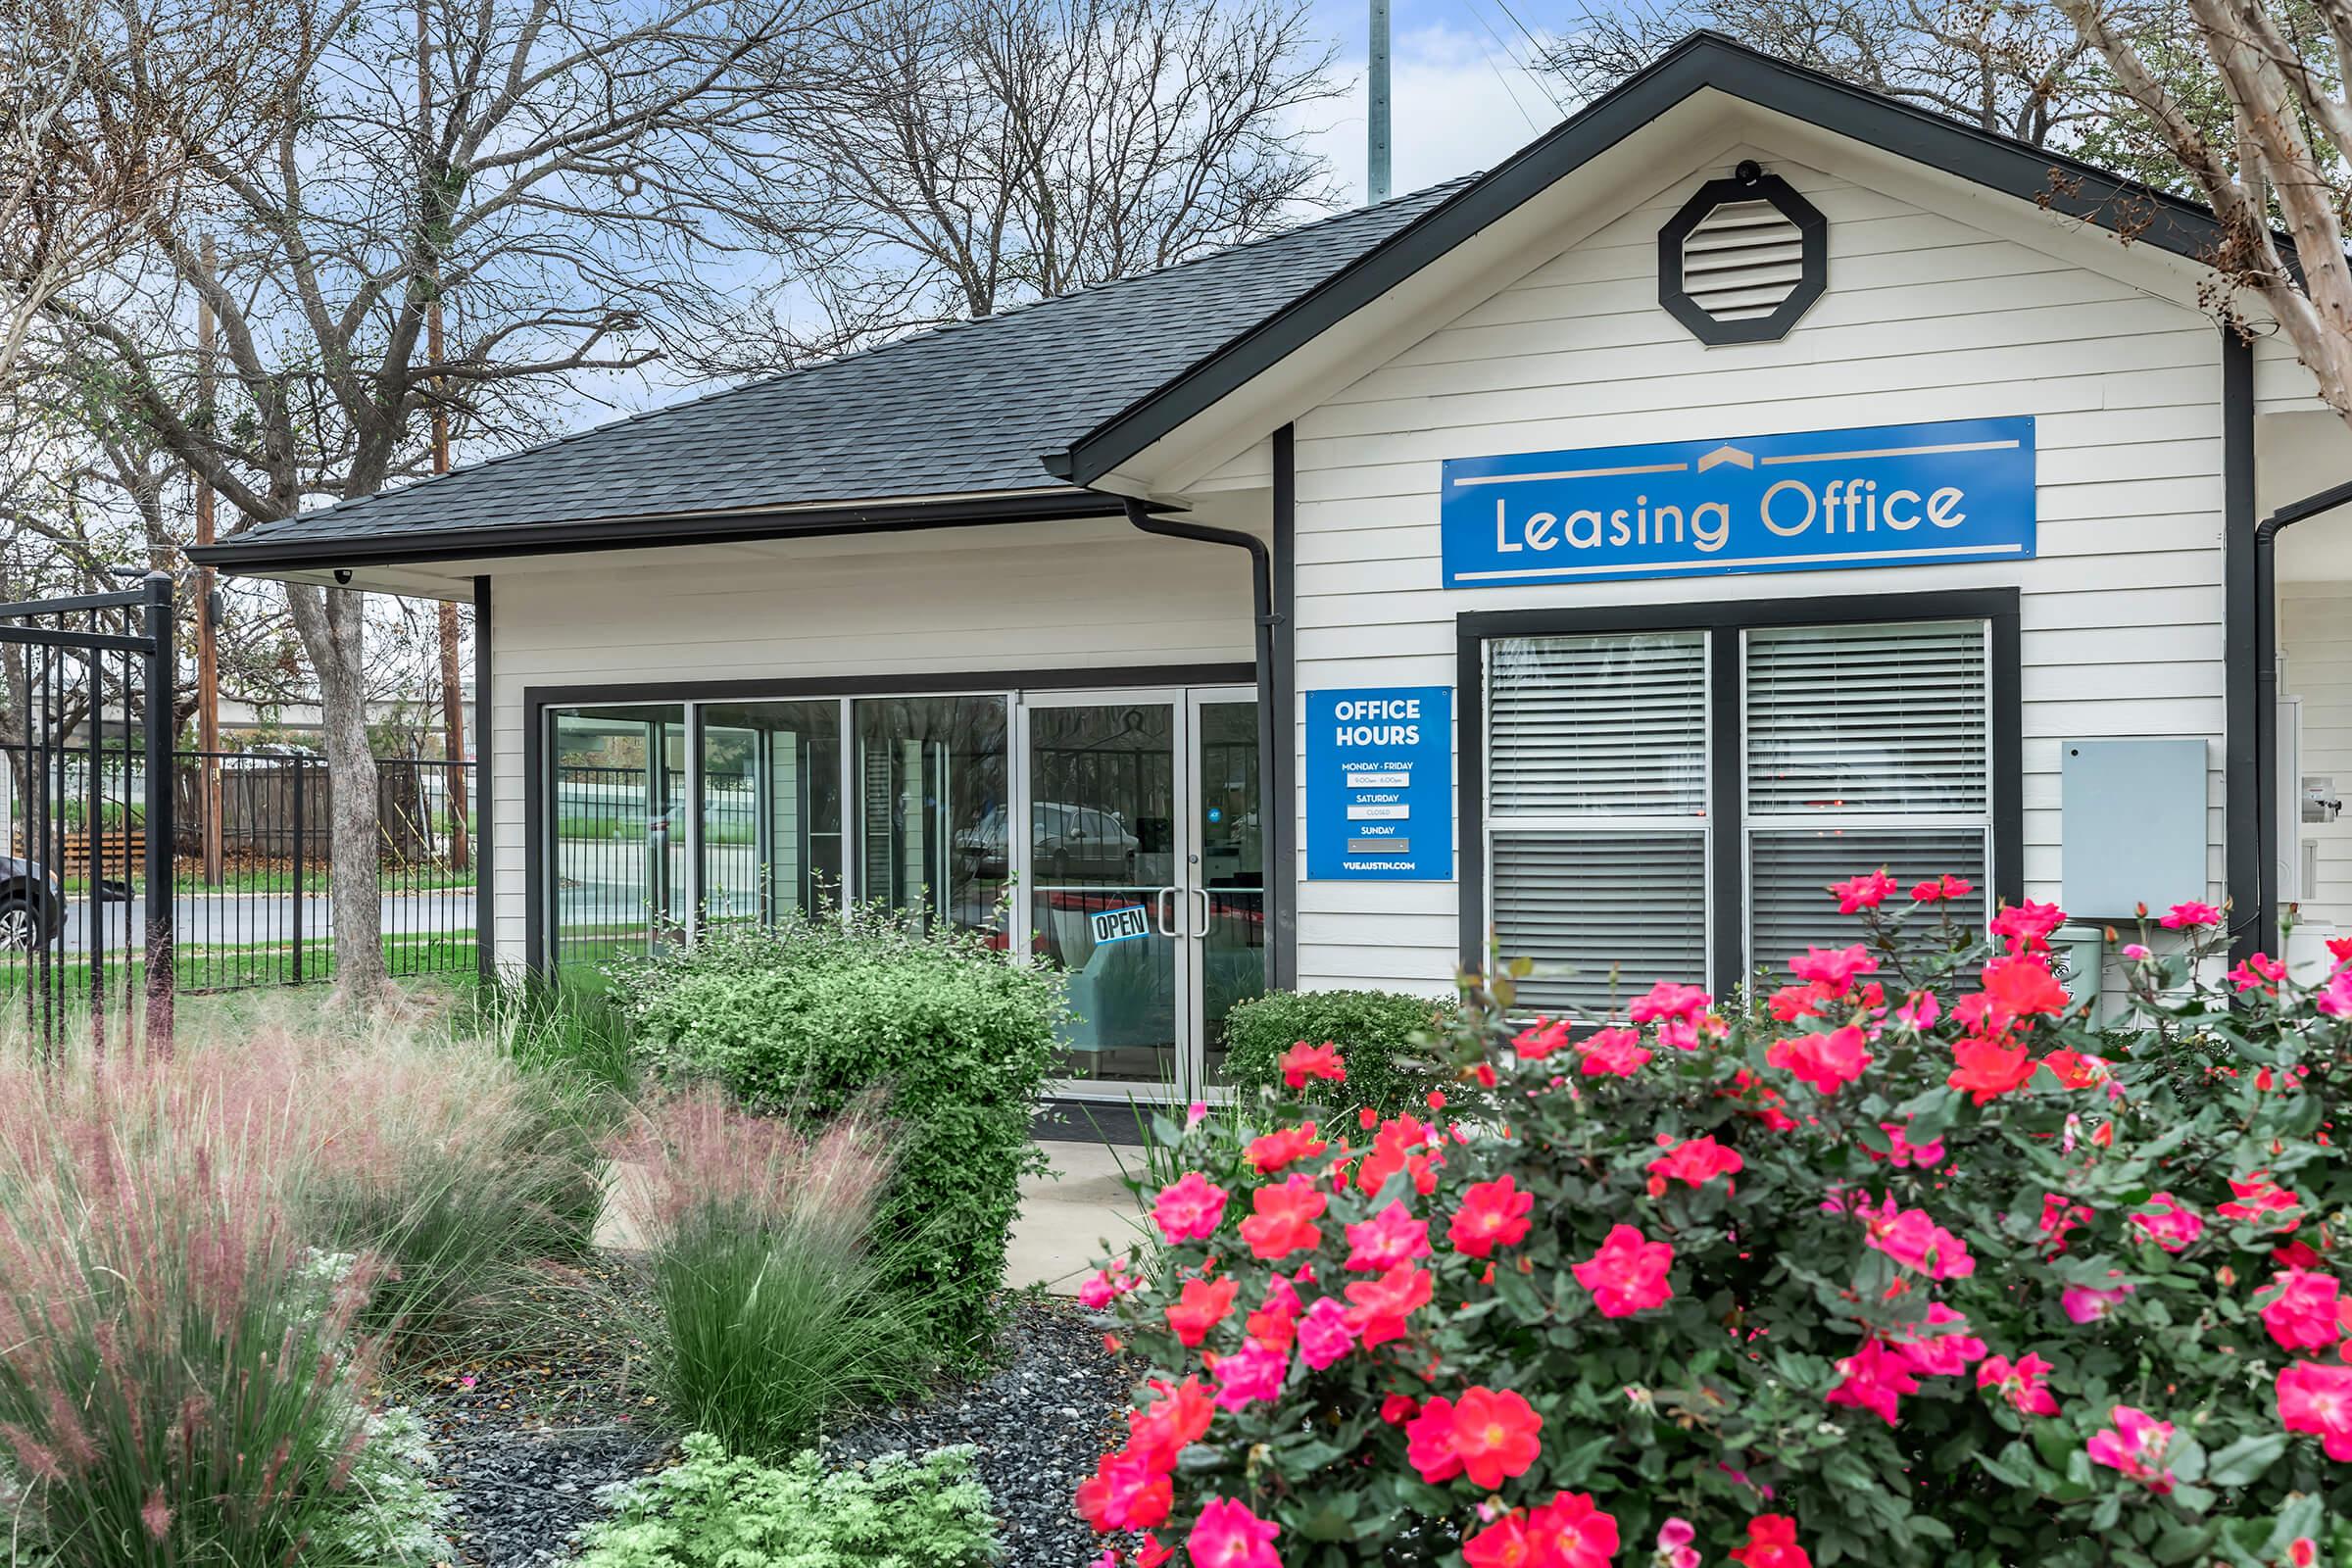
(2060, 739), (2208, 918)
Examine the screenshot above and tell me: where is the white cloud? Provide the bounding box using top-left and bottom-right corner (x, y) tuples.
(1303, 18), (1570, 205)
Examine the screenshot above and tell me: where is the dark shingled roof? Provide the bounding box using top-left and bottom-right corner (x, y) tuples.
(201, 177), (1474, 563)
(196, 29), (2273, 571)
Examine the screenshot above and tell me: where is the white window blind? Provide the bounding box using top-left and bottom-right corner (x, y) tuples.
(1743, 620), (1991, 972)
(1488, 632), (1708, 1013)
(1490, 633), (1707, 815)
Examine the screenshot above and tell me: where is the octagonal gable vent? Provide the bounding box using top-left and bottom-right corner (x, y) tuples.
(1659, 163), (1826, 345)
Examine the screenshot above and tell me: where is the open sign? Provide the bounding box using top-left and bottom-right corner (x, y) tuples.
(1090, 905), (1152, 945)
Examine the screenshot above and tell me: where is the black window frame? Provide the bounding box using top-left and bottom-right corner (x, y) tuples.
(1456, 587), (2022, 996)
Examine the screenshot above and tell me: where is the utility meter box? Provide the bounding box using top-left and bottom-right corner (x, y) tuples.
(2061, 739), (2208, 918)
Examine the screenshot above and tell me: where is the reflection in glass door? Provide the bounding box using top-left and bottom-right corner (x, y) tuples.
(1027, 697), (1181, 1088)
(1026, 687), (1264, 1099)
(1193, 695), (1264, 1085)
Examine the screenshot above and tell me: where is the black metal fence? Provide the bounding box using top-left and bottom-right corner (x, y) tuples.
(1, 742), (477, 998)
(0, 575), (175, 1045)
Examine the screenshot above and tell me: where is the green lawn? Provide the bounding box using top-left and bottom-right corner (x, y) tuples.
(0, 934), (477, 996)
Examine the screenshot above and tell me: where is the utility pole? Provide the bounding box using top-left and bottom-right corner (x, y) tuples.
(195, 233), (222, 887)
(1368, 0), (1392, 203)
(420, 0), (469, 872)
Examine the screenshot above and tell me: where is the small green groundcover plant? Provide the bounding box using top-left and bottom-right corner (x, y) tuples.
(1077, 878), (2352, 1568)
(1222, 989), (1452, 1118)
(612, 906), (1062, 1357)
(574, 1434), (1001, 1568)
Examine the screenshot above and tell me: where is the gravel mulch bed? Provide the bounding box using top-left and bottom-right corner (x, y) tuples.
(406, 1254), (672, 1568)
(408, 1257), (1132, 1567)
(824, 1298), (1133, 1568)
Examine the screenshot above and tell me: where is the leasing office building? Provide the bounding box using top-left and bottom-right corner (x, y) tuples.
(195, 33), (2352, 1101)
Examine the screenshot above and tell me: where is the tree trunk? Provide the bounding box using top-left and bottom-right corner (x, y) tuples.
(285, 581), (391, 1005)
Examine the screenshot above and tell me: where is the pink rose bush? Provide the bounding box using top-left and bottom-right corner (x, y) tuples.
(1080, 883), (2352, 1565)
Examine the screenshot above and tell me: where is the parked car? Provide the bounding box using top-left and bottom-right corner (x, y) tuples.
(0, 856), (65, 949)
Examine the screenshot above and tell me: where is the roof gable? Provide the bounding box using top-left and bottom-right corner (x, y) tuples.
(1054, 28), (2257, 489)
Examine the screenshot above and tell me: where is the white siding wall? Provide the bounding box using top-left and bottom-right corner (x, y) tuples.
(2282, 586), (2352, 937)
(487, 520), (1255, 965)
(1283, 143), (2228, 993)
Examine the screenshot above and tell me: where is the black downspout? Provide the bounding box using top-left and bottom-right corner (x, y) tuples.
(2223, 329), (2259, 964)
(1122, 496), (1283, 993)
(2257, 473), (2352, 948)
(473, 573), (494, 984)
(1269, 427), (1298, 991)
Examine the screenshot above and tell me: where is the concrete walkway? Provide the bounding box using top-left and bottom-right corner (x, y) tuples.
(593, 1139), (1144, 1298)
(1007, 1140), (1144, 1296)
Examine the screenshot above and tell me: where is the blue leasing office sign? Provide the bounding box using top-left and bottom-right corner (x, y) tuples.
(1306, 687), (1452, 881)
(1441, 416), (2034, 587)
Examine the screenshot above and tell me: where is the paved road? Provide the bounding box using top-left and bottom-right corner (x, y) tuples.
(56, 889), (475, 954)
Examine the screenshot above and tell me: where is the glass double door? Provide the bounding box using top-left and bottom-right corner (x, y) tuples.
(1021, 687), (1262, 1099)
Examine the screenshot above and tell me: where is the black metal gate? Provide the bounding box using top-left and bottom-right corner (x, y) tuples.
(0, 573), (176, 1049)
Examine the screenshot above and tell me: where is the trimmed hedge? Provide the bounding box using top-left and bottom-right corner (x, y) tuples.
(613, 912), (1062, 1359)
(1222, 988), (1450, 1116)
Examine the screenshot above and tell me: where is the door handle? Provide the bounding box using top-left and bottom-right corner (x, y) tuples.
(1155, 885), (1177, 936)
(1192, 886), (1211, 939)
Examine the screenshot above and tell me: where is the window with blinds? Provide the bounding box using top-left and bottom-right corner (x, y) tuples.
(1487, 632), (1708, 1014)
(1480, 613), (1996, 1005)
(1743, 620), (1991, 970)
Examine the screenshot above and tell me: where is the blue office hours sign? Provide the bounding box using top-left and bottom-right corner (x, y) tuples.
(1306, 688), (1452, 881)
(1440, 416), (2035, 588)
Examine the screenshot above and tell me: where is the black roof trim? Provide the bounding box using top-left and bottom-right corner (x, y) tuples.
(1054, 29), (2266, 487)
(184, 489), (1127, 572)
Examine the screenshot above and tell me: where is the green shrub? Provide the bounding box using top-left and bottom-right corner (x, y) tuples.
(614, 909), (1060, 1358)
(1221, 987), (1450, 1116)
(613, 1088), (936, 1456)
(576, 1434), (1000, 1568)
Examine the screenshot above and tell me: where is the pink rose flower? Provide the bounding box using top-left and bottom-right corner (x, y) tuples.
(2128, 1192), (2203, 1253)
(2258, 1268), (2346, 1352)
(1151, 1172), (1228, 1245)
(1571, 1224), (1676, 1317)
(2278, 1360), (2352, 1461)
(2084, 1404), (2175, 1491)
(1186, 1497), (1280, 1568)
(1977, 1351), (2060, 1416)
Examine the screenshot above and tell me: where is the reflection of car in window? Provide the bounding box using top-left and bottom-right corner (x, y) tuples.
(954, 802), (1139, 881)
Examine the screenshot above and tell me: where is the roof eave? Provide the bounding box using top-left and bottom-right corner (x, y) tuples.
(189, 488), (1125, 573)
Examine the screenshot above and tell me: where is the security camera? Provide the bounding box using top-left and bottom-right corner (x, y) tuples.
(333, 568), (354, 586)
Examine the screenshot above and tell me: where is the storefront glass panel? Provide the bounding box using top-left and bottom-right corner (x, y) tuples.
(548, 704), (688, 966)
(699, 701), (842, 927)
(855, 696), (1009, 938)
(1196, 699), (1263, 1083)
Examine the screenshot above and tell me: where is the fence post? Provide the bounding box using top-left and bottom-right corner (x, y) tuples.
(291, 758), (305, 985)
(141, 571), (175, 1049)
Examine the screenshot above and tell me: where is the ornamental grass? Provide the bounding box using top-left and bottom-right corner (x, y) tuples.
(0, 1041), (382, 1567)
(0, 1002), (612, 1564)
(611, 1085), (939, 1459)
